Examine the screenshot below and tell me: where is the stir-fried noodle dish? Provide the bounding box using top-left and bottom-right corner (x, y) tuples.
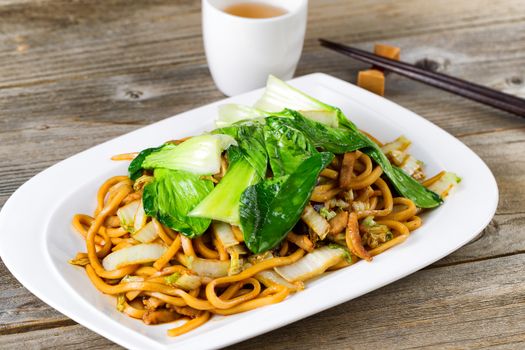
(70, 76), (460, 336)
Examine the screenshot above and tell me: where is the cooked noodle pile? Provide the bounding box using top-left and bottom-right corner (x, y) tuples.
(70, 140), (447, 336)
(70, 75), (459, 337)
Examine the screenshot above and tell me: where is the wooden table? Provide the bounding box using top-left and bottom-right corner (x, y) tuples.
(1, 0), (524, 348)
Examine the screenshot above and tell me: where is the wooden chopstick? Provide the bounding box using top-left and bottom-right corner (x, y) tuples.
(319, 38), (525, 118)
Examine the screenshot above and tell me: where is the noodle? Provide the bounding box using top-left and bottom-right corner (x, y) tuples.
(70, 128), (440, 338)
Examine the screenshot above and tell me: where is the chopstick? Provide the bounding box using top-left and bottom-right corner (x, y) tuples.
(319, 38), (525, 118)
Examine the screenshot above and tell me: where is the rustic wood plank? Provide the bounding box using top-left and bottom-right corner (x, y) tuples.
(2, 253), (524, 349)
(458, 128), (525, 215)
(0, 324), (121, 350)
(432, 213), (525, 267)
(0, 262), (75, 335)
(0, 0), (524, 136)
(1, 0), (524, 348)
(1, 0), (523, 89)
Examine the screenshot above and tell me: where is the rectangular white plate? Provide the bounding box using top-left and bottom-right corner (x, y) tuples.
(0, 73), (498, 350)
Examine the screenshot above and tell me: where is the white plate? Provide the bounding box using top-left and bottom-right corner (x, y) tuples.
(0, 73), (498, 350)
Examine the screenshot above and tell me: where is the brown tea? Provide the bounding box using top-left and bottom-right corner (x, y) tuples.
(223, 2), (287, 19)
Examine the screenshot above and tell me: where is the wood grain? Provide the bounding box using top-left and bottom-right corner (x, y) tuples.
(0, 0), (524, 348)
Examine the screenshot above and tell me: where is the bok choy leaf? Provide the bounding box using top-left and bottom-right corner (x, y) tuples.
(143, 168), (213, 237)
(128, 145), (166, 180)
(216, 104), (267, 127)
(263, 116), (318, 176)
(188, 158), (260, 224)
(240, 152), (334, 254)
(273, 110), (371, 154)
(141, 134), (236, 175)
(214, 123), (267, 178)
(255, 76), (442, 208)
(190, 123), (268, 224)
(254, 75), (340, 128)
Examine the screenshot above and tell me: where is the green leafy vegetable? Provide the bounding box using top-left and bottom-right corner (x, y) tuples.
(214, 123), (267, 178)
(255, 75), (340, 128)
(366, 148), (442, 208)
(143, 168), (213, 237)
(240, 152), (334, 254)
(255, 76), (442, 208)
(216, 104), (267, 127)
(188, 158), (260, 225)
(190, 123), (268, 224)
(273, 110), (371, 154)
(141, 134), (236, 175)
(263, 116), (318, 176)
(128, 145), (166, 180)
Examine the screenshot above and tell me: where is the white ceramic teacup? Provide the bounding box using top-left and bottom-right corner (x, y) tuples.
(202, 0), (308, 96)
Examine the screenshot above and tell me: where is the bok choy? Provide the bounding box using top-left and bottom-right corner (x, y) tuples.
(188, 158), (260, 224)
(189, 123), (268, 224)
(263, 116), (318, 176)
(240, 152), (334, 253)
(141, 134), (236, 175)
(254, 75), (340, 128)
(143, 168), (213, 237)
(253, 76), (442, 209)
(216, 103), (267, 127)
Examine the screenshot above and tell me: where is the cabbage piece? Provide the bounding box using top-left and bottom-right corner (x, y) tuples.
(256, 270), (304, 291)
(117, 200), (140, 233)
(142, 134), (237, 175)
(400, 155), (425, 180)
(301, 205), (331, 240)
(216, 104), (267, 127)
(132, 221), (158, 243)
(381, 135), (411, 155)
(178, 255), (230, 278)
(427, 172), (461, 199)
(102, 243), (167, 271)
(165, 272), (201, 291)
(133, 200), (147, 232)
(254, 75), (340, 128)
(274, 246), (345, 282)
(360, 217), (393, 249)
(212, 221), (239, 248)
(319, 207), (337, 220)
(227, 246), (244, 276)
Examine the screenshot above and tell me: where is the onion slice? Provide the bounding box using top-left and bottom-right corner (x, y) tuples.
(274, 246), (345, 282)
(102, 243), (167, 271)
